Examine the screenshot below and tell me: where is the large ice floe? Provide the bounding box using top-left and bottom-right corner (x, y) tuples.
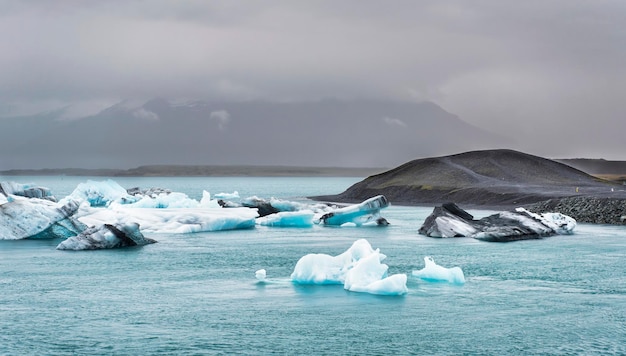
(290, 239), (408, 296)
(0, 179), (393, 244)
(419, 202), (576, 242)
(79, 206), (258, 234)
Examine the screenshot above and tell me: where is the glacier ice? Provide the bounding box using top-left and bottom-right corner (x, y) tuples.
(57, 222), (157, 250)
(515, 207), (576, 235)
(412, 256), (466, 284)
(0, 181), (56, 201)
(256, 210), (315, 227)
(78, 206), (258, 234)
(255, 269), (267, 282)
(0, 179), (394, 241)
(214, 191), (240, 199)
(61, 179), (133, 207)
(317, 195), (390, 226)
(290, 239), (407, 296)
(419, 202), (576, 242)
(0, 195), (83, 240)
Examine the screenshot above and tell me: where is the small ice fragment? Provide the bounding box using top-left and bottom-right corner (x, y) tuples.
(412, 256), (465, 284)
(255, 269), (267, 281)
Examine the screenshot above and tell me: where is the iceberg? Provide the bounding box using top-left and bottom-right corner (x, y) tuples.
(220, 196), (280, 217)
(61, 179), (133, 207)
(220, 196), (333, 217)
(419, 203), (576, 242)
(343, 250), (408, 295)
(317, 195), (390, 226)
(57, 222), (157, 250)
(290, 239), (407, 295)
(214, 191), (240, 199)
(112, 191), (200, 209)
(0, 181), (56, 201)
(412, 257), (466, 284)
(256, 210), (315, 227)
(78, 206), (258, 234)
(0, 195), (84, 240)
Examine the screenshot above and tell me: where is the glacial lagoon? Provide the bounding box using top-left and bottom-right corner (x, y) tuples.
(1, 176), (625, 355)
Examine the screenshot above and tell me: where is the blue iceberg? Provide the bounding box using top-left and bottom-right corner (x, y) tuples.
(291, 239), (407, 296)
(317, 195), (390, 226)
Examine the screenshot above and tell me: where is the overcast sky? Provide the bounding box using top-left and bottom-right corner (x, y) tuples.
(1, 0), (625, 159)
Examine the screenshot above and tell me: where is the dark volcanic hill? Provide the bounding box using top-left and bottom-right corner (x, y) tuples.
(313, 149), (625, 207)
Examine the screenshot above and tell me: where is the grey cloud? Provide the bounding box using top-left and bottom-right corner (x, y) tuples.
(209, 110), (230, 131)
(382, 117), (407, 128)
(1, 0), (625, 159)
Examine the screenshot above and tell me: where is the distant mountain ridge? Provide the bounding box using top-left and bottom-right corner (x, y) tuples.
(0, 98), (506, 170)
(0, 165), (385, 177)
(314, 149), (625, 207)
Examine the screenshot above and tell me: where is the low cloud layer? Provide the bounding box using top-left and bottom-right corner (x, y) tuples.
(1, 1), (625, 159)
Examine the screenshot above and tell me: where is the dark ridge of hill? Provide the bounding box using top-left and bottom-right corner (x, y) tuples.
(0, 165), (385, 177)
(312, 149), (626, 207)
(556, 158), (626, 175)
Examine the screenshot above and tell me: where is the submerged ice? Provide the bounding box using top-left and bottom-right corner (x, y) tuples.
(291, 239), (408, 296)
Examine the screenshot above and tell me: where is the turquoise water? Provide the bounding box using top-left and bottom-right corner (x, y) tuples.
(1, 177), (625, 355)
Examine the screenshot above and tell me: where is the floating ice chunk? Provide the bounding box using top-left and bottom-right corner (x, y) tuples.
(344, 250), (408, 295)
(113, 192), (200, 209)
(62, 179), (133, 207)
(56, 222), (156, 250)
(431, 216), (478, 238)
(351, 274), (408, 296)
(0, 195), (82, 240)
(291, 239), (381, 284)
(214, 191), (239, 199)
(291, 239), (407, 295)
(256, 210), (315, 227)
(412, 256), (465, 284)
(317, 195), (389, 226)
(79, 206), (258, 234)
(255, 269), (267, 282)
(0, 181), (56, 201)
(199, 190), (221, 208)
(420, 203), (576, 242)
(239, 196), (280, 217)
(515, 207), (576, 235)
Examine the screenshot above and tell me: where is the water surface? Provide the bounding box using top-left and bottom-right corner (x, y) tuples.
(1, 177), (624, 355)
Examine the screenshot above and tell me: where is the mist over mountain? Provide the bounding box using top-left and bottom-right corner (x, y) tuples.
(0, 99), (507, 170)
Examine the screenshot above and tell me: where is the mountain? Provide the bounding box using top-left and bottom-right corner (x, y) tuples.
(313, 149), (625, 207)
(0, 98), (506, 170)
